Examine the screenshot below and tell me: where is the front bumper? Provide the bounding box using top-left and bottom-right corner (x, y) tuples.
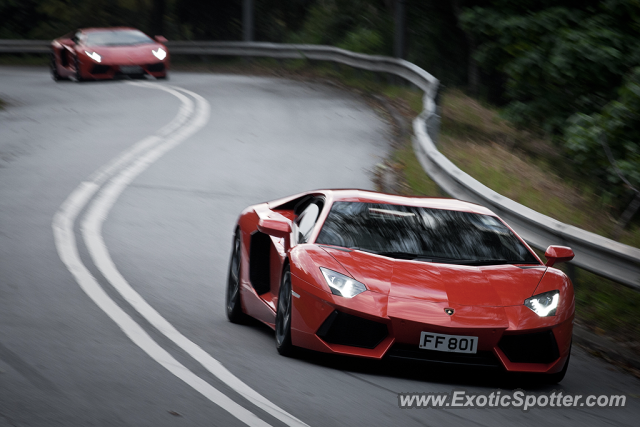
(290, 274), (573, 374)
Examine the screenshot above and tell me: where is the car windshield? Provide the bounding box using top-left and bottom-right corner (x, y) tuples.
(84, 30), (153, 46)
(316, 202), (539, 266)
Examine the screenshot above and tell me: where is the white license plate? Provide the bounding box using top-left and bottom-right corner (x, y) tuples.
(120, 65), (143, 74)
(419, 332), (478, 354)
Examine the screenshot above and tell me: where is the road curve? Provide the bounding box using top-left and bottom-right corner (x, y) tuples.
(0, 66), (638, 427)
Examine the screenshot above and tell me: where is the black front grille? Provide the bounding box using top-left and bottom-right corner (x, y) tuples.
(90, 65), (111, 74)
(147, 63), (165, 72)
(498, 330), (560, 364)
(317, 311), (388, 349)
(387, 344), (501, 367)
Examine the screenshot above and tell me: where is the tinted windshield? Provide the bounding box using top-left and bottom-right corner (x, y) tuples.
(84, 30), (153, 46)
(316, 202), (539, 265)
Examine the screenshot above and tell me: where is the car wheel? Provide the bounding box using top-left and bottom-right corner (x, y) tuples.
(50, 52), (66, 81)
(74, 56), (84, 82)
(545, 344), (571, 384)
(275, 265), (296, 356)
(226, 230), (247, 323)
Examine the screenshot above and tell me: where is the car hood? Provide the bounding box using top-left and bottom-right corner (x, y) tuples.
(84, 43), (163, 63)
(321, 247), (546, 307)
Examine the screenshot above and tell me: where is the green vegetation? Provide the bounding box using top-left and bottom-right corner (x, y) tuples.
(573, 267), (640, 344)
(392, 141), (441, 197)
(0, 0), (311, 43)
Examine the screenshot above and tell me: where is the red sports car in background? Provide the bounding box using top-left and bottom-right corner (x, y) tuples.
(226, 190), (576, 383)
(50, 27), (169, 81)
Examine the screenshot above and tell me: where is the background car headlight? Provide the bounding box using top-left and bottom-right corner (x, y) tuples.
(524, 290), (559, 316)
(152, 48), (166, 60)
(320, 268), (367, 298)
(85, 51), (101, 63)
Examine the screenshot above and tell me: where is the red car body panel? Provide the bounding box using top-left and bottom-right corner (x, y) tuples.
(231, 189), (575, 375)
(51, 27), (169, 81)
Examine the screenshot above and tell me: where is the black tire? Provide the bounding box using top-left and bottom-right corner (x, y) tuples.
(545, 344), (571, 384)
(275, 265), (296, 356)
(74, 56), (84, 82)
(225, 230), (247, 323)
(50, 52), (67, 81)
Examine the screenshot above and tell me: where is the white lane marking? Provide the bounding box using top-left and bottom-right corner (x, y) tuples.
(88, 83), (194, 186)
(82, 85), (310, 427)
(53, 81), (309, 427)
(52, 181), (270, 427)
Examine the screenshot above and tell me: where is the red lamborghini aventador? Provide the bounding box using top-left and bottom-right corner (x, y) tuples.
(226, 190), (575, 383)
(50, 27), (169, 81)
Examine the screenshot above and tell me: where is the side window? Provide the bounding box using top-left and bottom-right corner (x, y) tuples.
(295, 203), (320, 244)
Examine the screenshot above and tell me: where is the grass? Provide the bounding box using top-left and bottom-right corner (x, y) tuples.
(573, 268), (640, 344)
(392, 141), (442, 197)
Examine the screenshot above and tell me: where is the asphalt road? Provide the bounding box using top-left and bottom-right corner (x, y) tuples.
(0, 66), (638, 427)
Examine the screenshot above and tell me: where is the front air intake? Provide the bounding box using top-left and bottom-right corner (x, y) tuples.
(90, 65), (111, 74)
(316, 310), (388, 349)
(147, 63), (165, 72)
(498, 330), (560, 364)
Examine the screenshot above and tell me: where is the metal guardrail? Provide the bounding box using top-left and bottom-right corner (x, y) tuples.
(2, 39), (639, 289)
(0, 40), (50, 53)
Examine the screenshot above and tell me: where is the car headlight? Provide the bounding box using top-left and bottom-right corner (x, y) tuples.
(85, 51), (101, 63)
(152, 48), (166, 60)
(524, 290), (559, 317)
(320, 267), (367, 298)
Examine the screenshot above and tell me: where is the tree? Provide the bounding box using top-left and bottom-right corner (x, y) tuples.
(461, 0), (640, 134)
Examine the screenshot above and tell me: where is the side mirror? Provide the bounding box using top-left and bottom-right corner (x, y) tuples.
(544, 245), (574, 267)
(155, 35), (168, 43)
(257, 217), (291, 239)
